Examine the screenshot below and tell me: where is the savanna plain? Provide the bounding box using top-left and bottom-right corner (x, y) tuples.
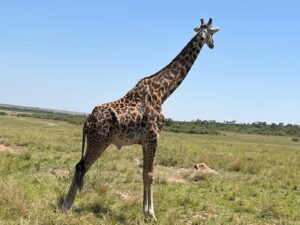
(0, 111), (299, 225)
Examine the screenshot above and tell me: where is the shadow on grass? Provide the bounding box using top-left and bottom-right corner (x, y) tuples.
(74, 202), (111, 218)
(56, 194), (65, 208)
(55, 193), (141, 223)
(53, 195), (113, 219)
(76, 203), (133, 223)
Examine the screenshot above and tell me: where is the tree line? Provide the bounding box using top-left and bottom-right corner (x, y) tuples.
(0, 105), (299, 138)
(164, 119), (300, 137)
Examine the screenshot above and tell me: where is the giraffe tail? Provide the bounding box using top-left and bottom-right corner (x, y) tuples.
(76, 122), (87, 191)
(81, 122), (87, 159)
(75, 160), (85, 191)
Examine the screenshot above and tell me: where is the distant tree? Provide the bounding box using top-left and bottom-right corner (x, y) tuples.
(292, 137), (299, 142)
(164, 118), (174, 126)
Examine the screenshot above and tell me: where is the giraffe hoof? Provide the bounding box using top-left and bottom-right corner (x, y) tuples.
(147, 217), (157, 222)
(145, 213), (157, 221)
(62, 201), (72, 212)
(151, 216), (157, 221)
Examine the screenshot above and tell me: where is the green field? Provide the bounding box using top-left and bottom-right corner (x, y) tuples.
(0, 114), (299, 225)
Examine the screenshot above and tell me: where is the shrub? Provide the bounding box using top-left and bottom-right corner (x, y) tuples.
(229, 159), (242, 172)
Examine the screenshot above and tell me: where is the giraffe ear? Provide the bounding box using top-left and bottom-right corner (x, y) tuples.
(209, 27), (220, 34)
(194, 27), (201, 33)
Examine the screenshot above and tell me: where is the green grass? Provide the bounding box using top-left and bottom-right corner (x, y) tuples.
(0, 115), (299, 224)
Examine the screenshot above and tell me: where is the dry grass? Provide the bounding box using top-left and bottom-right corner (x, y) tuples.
(0, 181), (29, 218)
(0, 115), (299, 224)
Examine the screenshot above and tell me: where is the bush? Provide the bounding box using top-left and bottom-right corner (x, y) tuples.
(16, 112), (86, 125)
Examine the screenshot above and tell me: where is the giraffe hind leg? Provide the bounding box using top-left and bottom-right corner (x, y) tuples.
(62, 109), (114, 211)
(63, 138), (112, 210)
(62, 159), (86, 211)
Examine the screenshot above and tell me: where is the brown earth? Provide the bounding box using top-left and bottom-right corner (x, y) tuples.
(0, 144), (23, 155)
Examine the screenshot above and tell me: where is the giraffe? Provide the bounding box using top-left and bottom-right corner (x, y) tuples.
(62, 18), (219, 220)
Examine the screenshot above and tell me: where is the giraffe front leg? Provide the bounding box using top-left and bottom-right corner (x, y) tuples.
(143, 169), (149, 217)
(147, 171), (155, 220)
(142, 132), (158, 221)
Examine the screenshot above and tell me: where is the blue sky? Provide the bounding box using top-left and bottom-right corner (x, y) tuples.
(0, 1), (300, 124)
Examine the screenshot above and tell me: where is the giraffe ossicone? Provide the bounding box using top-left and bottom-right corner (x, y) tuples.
(194, 18), (220, 34)
(62, 18), (219, 221)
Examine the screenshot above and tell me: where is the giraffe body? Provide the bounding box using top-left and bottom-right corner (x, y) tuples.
(86, 98), (164, 150)
(62, 18), (219, 220)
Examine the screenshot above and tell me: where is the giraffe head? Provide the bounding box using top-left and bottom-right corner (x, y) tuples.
(194, 18), (219, 49)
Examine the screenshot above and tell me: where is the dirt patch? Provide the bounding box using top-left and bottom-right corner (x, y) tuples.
(133, 157), (190, 184)
(156, 165), (190, 184)
(166, 176), (188, 184)
(17, 117), (56, 126)
(114, 189), (132, 200)
(51, 168), (71, 178)
(0, 144), (23, 155)
(101, 183), (133, 200)
(133, 157), (220, 184)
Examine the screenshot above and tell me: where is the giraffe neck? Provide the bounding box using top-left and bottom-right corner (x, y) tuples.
(156, 33), (204, 103)
(125, 33), (204, 106)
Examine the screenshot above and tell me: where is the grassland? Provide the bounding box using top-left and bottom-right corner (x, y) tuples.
(0, 114), (299, 225)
